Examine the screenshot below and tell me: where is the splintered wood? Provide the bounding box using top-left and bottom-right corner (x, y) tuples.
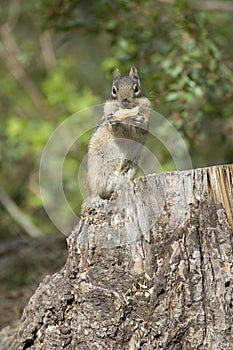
(206, 165), (233, 230)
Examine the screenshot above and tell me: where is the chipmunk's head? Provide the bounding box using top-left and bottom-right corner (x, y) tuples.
(110, 66), (144, 108)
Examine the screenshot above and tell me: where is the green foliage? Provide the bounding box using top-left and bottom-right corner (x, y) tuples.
(42, 59), (99, 113)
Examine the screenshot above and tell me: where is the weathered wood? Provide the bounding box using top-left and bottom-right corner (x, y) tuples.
(4, 164), (233, 350)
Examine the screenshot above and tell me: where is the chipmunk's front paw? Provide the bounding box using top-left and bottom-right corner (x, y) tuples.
(106, 113), (114, 121)
(106, 114), (121, 126)
(133, 115), (145, 124)
(105, 113), (120, 125)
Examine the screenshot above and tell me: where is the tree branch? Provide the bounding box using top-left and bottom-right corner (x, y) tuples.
(0, 187), (41, 238)
(6, 0), (21, 31)
(157, 0), (233, 11)
(191, 1), (233, 11)
(39, 30), (56, 73)
(0, 22), (55, 119)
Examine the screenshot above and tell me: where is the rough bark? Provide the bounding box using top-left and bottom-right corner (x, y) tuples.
(3, 164), (233, 350)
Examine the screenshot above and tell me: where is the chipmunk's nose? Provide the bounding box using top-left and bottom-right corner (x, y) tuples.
(122, 98), (131, 107)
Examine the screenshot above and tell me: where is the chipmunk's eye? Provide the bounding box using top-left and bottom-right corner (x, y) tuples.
(133, 83), (140, 95)
(111, 85), (117, 97)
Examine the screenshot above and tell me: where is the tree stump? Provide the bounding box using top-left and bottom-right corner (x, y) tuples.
(4, 164), (233, 349)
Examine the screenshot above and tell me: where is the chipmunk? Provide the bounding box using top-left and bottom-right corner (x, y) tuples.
(86, 66), (151, 200)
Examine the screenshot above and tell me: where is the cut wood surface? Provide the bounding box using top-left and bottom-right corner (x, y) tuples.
(2, 164), (233, 350)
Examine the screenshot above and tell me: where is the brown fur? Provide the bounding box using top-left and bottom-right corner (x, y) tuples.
(87, 67), (151, 199)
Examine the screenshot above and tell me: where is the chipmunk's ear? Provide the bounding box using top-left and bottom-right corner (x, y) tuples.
(129, 66), (139, 79)
(129, 66), (140, 85)
(114, 68), (121, 79)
